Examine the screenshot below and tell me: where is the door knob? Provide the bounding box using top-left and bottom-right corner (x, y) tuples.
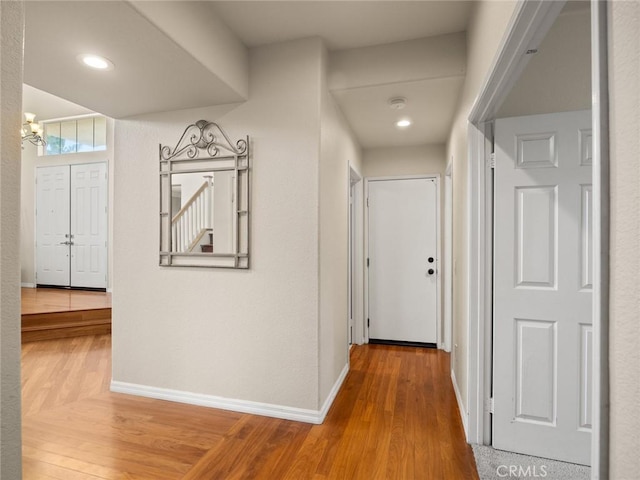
(428, 257), (434, 263)
(428, 268), (435, 275)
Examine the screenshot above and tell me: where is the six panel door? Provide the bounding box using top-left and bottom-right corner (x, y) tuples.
(493, 111), (592, 465)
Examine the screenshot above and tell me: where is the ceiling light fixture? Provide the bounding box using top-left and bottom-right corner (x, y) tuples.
(77, 54), (114, 71)
(396, 119), (412, 128)
(21, 112), (46, 148)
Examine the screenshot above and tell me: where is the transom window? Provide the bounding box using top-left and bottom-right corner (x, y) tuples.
(42, 116), (107, 156)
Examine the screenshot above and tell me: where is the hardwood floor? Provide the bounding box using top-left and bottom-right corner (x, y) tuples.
(21, 288), (112, 342)
(22, 336), (478, 479)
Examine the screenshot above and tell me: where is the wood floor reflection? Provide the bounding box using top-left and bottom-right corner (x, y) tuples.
(21, 288), (111, 342)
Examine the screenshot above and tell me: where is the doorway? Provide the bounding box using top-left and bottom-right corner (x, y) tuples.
(366, 175), (440, 346)
(464, 0), (608, 472)
(36, 162), (108, 289)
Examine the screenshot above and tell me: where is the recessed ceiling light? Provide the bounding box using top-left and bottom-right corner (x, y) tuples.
(77, 54), (114, 71)
(396, 119), (412, 128)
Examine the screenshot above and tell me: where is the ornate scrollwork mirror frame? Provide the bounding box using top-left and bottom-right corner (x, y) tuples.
(159, 120), (250, 268)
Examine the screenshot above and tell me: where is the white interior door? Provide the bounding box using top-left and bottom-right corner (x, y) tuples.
(70, 163), (108, 289)
(36, 166), (71, 286)
(493, 111), (592, 465)
(368, 177), (438, 344)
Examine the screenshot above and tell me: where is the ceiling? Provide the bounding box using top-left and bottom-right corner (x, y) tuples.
(210, 1), (472, 51)
(23, 1), (474, 149)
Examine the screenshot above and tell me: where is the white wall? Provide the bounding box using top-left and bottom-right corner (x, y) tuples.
(446, 0), (517, 419)
(113, 37), (355, 415)
(319, 45), (362, 404)
(0, 1), (24, 476)
(608, 0), (640, 476)
(20, 117), (115, 289)
(130, 1), (249, 101)
(362, 144), (445, 178)
(497, 6), (591, 118)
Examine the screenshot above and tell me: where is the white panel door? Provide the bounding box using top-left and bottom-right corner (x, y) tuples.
(70, 163), (108, 289)
(493, 111), (592, 465)
(36, 166), (71, 286)
(368, 177), (438, 344)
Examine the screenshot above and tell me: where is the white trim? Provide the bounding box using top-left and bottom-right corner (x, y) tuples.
(591, 1), (610, 477)
(106, 287), (113, 293)
(349, 164), (365, 345)
(112, 363), (349, 426)
(364, 174), (442, 346)
(443, 166), (453, 352)
(21, 283), (35, 288)
(451, 367), (468, 438)
(319, 363), (349, 421)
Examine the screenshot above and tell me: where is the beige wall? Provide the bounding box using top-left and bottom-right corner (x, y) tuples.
(0, 1), (24, 477)
(318, 46), (362, 404)
(446, 0), (517, 419)
(362, 144), (445, 178)
(20, 117), (115, 289)
(609, 1), (640, 476)
(113, 37), (356, 415)
(497, 6), (591, 118)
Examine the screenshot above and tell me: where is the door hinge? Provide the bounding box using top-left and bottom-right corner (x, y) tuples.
(366, 257), (370, 268)
(366, 197), (369, 208)
(367, 318), (370, 328)
(489, 397), (495, 414)
(489, 153), (496, 169)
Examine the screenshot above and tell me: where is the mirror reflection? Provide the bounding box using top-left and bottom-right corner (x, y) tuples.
(159, 120), (250, 269)
(170, 171), (235, 254)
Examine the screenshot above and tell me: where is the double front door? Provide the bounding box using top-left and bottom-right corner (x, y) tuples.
(36, 163), (108, 289)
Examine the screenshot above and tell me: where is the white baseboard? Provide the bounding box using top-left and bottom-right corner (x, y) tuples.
(451, 368), (469, 439)
(319, 362), (349, 421)
(21, 283), (35, 288)
(111, 364), (349, 425)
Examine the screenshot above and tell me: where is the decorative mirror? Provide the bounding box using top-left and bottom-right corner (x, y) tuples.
(159, 120), (250, 268)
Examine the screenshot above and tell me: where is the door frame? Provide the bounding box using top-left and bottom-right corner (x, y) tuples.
(443, 162), (453, 353)
(348, 165), (364, 345)
(464, 0), (609, 474)
(364, 174), (442, 347)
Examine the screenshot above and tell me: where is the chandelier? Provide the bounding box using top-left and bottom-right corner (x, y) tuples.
(21, 112), (46, 147)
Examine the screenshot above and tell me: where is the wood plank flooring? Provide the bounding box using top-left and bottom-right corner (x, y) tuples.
(22, 335), (478, 479)
(21, 288), (112, 342)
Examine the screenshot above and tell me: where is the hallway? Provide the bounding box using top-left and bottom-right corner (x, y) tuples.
(22, 336), (477, 479)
